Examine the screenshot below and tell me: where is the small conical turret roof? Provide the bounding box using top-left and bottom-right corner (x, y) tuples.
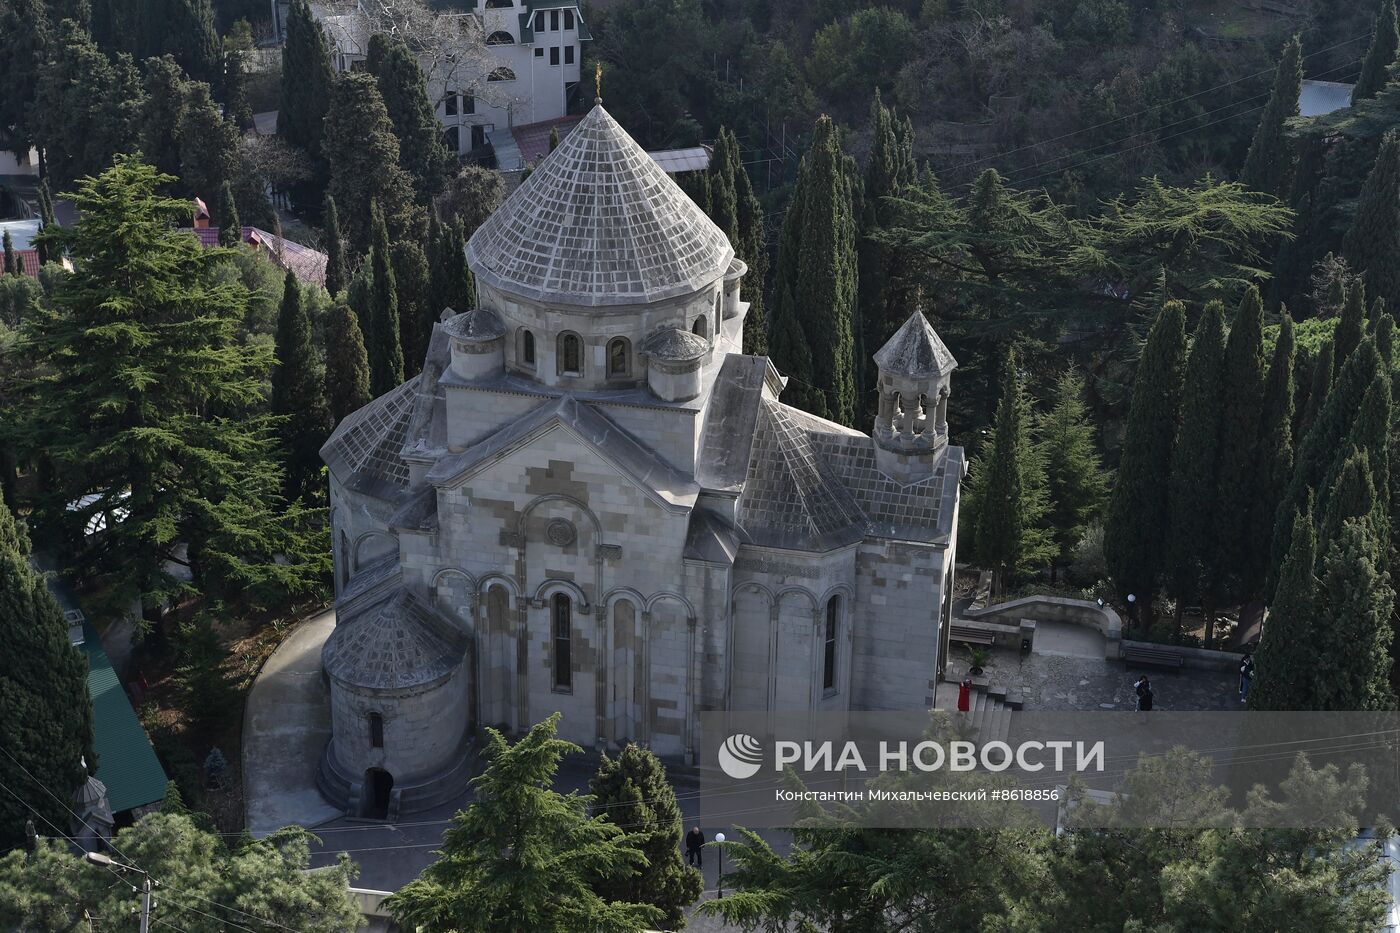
(873, 311), (957, 378)
(465, 104), (734, 308)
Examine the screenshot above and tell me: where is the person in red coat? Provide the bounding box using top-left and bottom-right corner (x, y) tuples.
(957, 676), (972, 712)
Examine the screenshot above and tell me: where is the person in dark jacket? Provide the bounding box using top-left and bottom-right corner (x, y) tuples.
(685, 826), (705, 868)
(1135, 676), (1154, 711)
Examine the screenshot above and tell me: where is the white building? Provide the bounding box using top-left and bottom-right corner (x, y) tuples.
(275, 0), (589, 158)
(317, 102), (964, 820)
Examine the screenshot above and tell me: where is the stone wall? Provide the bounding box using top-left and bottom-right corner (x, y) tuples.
(851, 539), (947, 710)
(965, 595), (1122, 640)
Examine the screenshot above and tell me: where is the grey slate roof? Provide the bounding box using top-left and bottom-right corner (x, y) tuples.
(320, 379), (417, 496)
(442, 307), (506, 342)
(323, 588), (467, 691)
(465, 103), (734, 307)
(640, 327), (709, 362)
(873, 311), (957, 378)
(696, 354), (769, 492)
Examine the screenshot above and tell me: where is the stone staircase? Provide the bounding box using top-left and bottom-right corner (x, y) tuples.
(938, 678), (1020, 748)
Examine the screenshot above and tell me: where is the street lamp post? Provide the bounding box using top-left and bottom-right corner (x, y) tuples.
(87, 852), (152, 933)
(714, 832), (725, 899)
(1126, 593), (1137, 637)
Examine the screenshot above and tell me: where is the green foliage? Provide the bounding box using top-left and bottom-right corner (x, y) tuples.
(807, 7), (917, 104)
(175, 79), (239, 203)
(1251, 507), (1320, 710)
(1104, 301), (1186, 605)
(0, 812), (363, 931)
(366, 203), (404, 395)
(1344, 130), (1400, 317)
(272, 271), (330, 501)
(0, 0), (49, 156)
(387, 715), (664, 932)
(392, 238), (431, 376)
(322, 194), (348, 299)
(324, 71), (419, 258)
(222, 20), (255, 131)
(1215, 287), (1267, 604)
(1, 231), (15, 277)
(216, 180), (241, 247)
(1254, 309), (1296, 588)
(7, 156), (325, 614)
(1036, 369), (1109, 569)
(436, 164), (504, 240)
(593, 0), (710, 147)
(1240, 35), (1301, 198)
(139, 54), (192, 183)
(277, 0), (334, 206)
(0, 500), (95, 851)
(172, 610), (237, 734)
(324, 300), (372, 426)
(1313, 519), (1397, 710)
(589, 745), (702, 930)
(1335, 280), (1367, 367)
(367, 33), (452, 204)
(1353, 0), (1398, 101)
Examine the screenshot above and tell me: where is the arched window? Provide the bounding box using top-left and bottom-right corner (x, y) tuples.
(520, 329), (536, 367)
(368, 711), (384, 748)
(485, 30), (514, 45)
(484, 0), (513, 8)
(607, 337), (630, 377)
(823, 597), (839, 692)
(558, 332), (582, 375)
(714, 292), (722, 321)
(488, 67), (516, 82)
(691, 315), (708, 340)
(339, 530), (350, 588)
(552, 593), (572, 690)
(441, 126), (460, 153)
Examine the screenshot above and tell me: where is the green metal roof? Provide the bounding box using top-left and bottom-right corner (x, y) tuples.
(519, 1), (591, 43)
(81, 622), (167, 814)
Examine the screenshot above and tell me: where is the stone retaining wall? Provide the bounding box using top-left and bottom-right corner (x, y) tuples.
(965, 595), (1122, 640)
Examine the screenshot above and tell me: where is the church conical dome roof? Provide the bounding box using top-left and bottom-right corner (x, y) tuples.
(873, 311), (958, 378)
(466, 104), (734, 307)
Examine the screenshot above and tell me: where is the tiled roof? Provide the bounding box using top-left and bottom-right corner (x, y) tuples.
(80, 622), (167, 814)
(512, 114), (585, 165)
(15, 248), (40, 277)
(873, 311), (957, 379)
(466, 103), (733, 307)
(321, 379), (417, 497)
(323, 589), (467, 691)
(179, 226), (329, 286)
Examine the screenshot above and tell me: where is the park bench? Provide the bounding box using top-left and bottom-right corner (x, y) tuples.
(1121, 645), (1184, 670)
(949, 623), (995, 646)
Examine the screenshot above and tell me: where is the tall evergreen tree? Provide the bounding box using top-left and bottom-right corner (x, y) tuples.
(1253, 310), (1296, 592)
(707, 129), (740, 246)
(1037, 368), (1108, 577)
(175, 79), (238, 201)
(366, 203), (404, 395)
(387, 715), (664, 932)
(216, 180), (241, 247)
(0, 500), (95, 851)
(770, 115), (858, 425)
(1335, 280), (1367, 368)
(1, 230), (15, 276)
(449, 220), (475, 308)
(35, 180), (56, 267)
(1105, 301), (1187, 616)
(392, 239), (431, 376)
(734, 141), (768, 357)
(13, 156), (324, 612)
(1344, 130), (1400, 316)
(1314, 519), (1396, 710)
(1316, 447), (1379, 557)
(366, 33), (452, 205)
(272, 271), (330, 501)
(589, 745), (702, 931)
(324, 72), (418, 257)
(1241, 34), (1302, 198)
(137, 53), (188, 183)
(1166, 301), (1228, 634)
(1216, 287), (1267, 606)
(1250, 507), (1319, 710)
(156, 0), (219, 85)
(324, 301), (371, 426)
(277, 0), (334, 206)
(1354, 0), (1399, 101)
(221, 20), (256, 131)
(1298, 338), (1334, 441)
(323, 193), (348, 299)
(0, 0), (50, 157)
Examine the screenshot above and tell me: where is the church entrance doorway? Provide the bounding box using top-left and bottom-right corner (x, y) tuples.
(363, 768), (393, 819)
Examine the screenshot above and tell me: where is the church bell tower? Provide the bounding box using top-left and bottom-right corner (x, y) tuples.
(872, 310), (958, 482)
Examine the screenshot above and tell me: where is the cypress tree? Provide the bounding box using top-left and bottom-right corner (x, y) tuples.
(323, 194), (348, 299)
(1253, 310), (1296, 592)
(1249, 507), (1319, 710)
(589, 745), (703, 931)
(2, 230), (15, 276)
(0, 0), (50, 157)
(277, 0), (334, 206)
(735, 143), (768, 356)
(216, 180), (240, 247)
(771, 115), (858, 426)
(427, 213), (472, 321)
(0, 500), (95, 851)
(1241, 34), (1302, 198)
(1344, 130), (1400, 316)
(175, 79), (239, 202)
(1314, 519), (1396, 710)
(708, 129), (740, 246)
(1216, 287), (1267, 606)
(1335, 280), (1367, 368)
(35, 180), (56, 267)
(272, 271), (330, 501)
(366, 33), (451, 205)
(1354, 0), (1399, 101)
(367, 203), (404, 395)
(549, 126), (560, 152)
(138, 54), (189, 183)
(1105, 301), (1187, 614)
(349, 261), (374, 337)
(324, 301), (372, 425)
(392, 239), (431, 377)
(221, 20), (255, 131)
(1298, 338), (1333, 441)
(324, 72), (418, 257)
(1165, 301), (1228, 635)
(1316, 447), (1378, 556)
(680, 170), (711, 216)
(1035, 368), (1108, 577)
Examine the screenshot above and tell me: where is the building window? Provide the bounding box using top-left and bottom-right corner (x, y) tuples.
(565, 45), (574, 65)
(550, 46), (559, 65)
(534, 11), (544, 30)
(441, 126), (460, 152)
(486, 30), (514, 45)
(558, 332), (582, 375)
(463, 94), (475, 115)
(485, 0), (512, 7)
(521, 329), (536, 367)
(564, 9), (574, 28)
(552, 593), (572, 690)
(535, 46), (544, 57)
(442, 94), (458, 116)
(368, 711), (384, 748)
(607, 337), (630, 377)
(488, 67), (516, 82)
(823, 597), (839, 692)
(339, 530), (350, 588)
(692, 315), (708, 340)
(550, 9), (559, 29)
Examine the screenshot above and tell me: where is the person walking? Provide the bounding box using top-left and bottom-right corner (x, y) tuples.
(685, 826), (705, 869)
(1238, 653), (1254, 703)
(1135, 675), (1154, 711)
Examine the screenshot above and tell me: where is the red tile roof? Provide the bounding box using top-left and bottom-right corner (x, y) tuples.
(15, 249), (40, 277)
(178, 226), (328, 288)
(512, 114), (584, 165)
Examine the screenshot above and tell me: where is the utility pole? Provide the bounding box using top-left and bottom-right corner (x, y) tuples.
(86, 851), (154, 932)
(139, 874), (153, 933)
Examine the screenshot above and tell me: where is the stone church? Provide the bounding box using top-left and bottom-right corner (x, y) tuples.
(317, 102), (965, 819)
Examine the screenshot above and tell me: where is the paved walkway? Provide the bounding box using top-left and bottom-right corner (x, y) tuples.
(243, 609), (342, 837)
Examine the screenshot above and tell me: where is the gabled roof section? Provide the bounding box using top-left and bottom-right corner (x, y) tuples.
(874, 311), (957, 378)
(426, 395), (699, 510)
(81, 622), (167, 813)
(465, 103), (733, 307)
(321, 380), (417, 497)
(697, 354), (770, 492)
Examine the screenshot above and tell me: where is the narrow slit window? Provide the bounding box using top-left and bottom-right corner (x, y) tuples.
(823, 597), (839, 691)
(553, 594), (572, 689)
